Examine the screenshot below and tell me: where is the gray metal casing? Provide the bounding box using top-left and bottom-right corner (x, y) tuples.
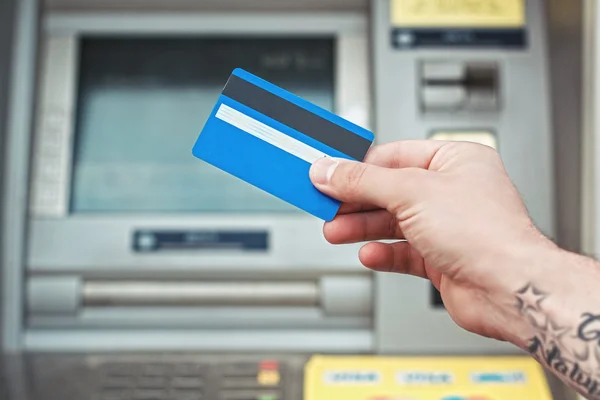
(372, 0), (555, 354)
(23, 8), (376, 352)
(2, 0), (40, 352)
(0, 0), (18, 354)
(0, 0), (569, 358)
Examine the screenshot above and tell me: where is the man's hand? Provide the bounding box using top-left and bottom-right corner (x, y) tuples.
(309, 140), (600, 399)
(309, 140), (555, 342)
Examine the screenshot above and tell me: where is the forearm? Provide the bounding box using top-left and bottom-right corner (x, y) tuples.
(497, 244), (600, 399)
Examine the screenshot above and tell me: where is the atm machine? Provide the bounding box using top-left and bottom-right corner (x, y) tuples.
(0, 0), (582, 399)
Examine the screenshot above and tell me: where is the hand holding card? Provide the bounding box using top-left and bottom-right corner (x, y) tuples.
(192, 68), (374, 221)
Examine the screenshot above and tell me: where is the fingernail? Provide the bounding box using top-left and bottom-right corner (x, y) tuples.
(310, 157), (339, 185)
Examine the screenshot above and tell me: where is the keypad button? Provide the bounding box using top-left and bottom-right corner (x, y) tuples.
(173, 363), (207, 377)
(133, 388), (167, 400)
(104, 376), (136, 389)
(171, 376), (203, 389)
(137, 376), (166, 389)
(142, 364), (171, 377)
(171, 389), (202, 400)
(99, 388), (132, 400)
(103, 363), (139, 377)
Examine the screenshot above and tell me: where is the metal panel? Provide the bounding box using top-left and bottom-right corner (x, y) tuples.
(27, 276), (80, 314)
(372, 0), (554, 354)
(29, 35), (77, 217)
(28, 13), (371, 277)
(0, 0), (17, 357)
(24, 11), (375, 351)
(581, 0), (597, 258)
(27, 307), (370, 330)
(28, 217), (366, 273)
(44, 11), (367, 35)
(26, 275), (372, 329)
(24, 329), (373, 352)
(583, 0), (600, 260)
(43, 0), (369, 12)
(2, 0), (41, 352)
(547, 0), (585, 253)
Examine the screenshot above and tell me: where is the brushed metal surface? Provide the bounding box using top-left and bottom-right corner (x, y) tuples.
(82, 281), (319, 307)
(548, 0), (585, 253)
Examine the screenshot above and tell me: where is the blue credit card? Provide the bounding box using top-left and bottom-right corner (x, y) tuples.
(191, 68), (375, 221)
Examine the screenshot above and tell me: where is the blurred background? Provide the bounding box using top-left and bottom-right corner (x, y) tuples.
(0, 0), (596, 399)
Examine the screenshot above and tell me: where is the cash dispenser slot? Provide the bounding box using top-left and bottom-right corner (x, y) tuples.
(26, 276), (372, 329)
(81, 281), (320, 307)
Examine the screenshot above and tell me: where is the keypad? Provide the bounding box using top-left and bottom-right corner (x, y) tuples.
(95, 359), (285, 400)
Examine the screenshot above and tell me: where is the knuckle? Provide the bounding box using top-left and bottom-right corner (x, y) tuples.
(388, 214), (399, 238)
(344, 163), (368, 194)
(476, 143), (499, 157)
(446, 141), (500, 161)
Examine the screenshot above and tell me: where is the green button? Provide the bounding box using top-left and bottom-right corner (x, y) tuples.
(258, 396), (277, 400)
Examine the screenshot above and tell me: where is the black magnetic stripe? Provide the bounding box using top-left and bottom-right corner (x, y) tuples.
(221, 74), (372, 160)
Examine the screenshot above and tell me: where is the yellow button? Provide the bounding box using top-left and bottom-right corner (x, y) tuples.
(257, 370), (280, 386)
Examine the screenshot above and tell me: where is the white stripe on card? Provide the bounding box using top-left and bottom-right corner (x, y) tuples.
(215, 103), (328, 164)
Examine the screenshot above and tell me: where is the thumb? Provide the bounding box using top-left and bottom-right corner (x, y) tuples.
(309, 157), (410, 210)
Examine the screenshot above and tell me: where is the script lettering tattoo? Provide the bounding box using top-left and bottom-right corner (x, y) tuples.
(516, 284), (600, 399)
(579, 314), (600, 345)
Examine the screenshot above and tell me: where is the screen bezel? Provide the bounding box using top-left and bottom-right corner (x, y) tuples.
(27, 11), (372, 275)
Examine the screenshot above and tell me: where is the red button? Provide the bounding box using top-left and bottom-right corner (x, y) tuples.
(259, 360), (279, 371)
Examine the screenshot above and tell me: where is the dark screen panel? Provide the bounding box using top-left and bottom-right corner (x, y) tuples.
(70, 37), (335, 213)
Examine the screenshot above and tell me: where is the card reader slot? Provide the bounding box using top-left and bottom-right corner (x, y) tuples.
(424, 76), (496, 90)
(424, 65), (498, 91)
(420, 61), (499, 112)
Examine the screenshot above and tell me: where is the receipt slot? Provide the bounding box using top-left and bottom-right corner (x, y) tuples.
(372, 0), (555, 354)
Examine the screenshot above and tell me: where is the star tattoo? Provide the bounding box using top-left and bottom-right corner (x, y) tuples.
(516, 283), (600, 398)
(544, 320), (570, 347)
(526, 310), (548, 332)
(516, 284), (547, 313)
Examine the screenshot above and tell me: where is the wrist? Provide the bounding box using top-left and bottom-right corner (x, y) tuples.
(502, 247), (600, 398)
(481, 227), (558, 296)
(492, 237), (600, 348)
(479, 233), (563, 345)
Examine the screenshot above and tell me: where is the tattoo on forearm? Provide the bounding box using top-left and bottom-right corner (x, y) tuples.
(579, 314), (600, 345)
(516, 284), (600, 399)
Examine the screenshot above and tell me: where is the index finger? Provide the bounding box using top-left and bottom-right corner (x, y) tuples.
(338, 202), (380, 215)
(364, 140), (449, 169)
(336, 140), (449, 214)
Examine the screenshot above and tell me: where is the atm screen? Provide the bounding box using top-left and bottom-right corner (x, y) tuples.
(70, 37), (334, 213)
